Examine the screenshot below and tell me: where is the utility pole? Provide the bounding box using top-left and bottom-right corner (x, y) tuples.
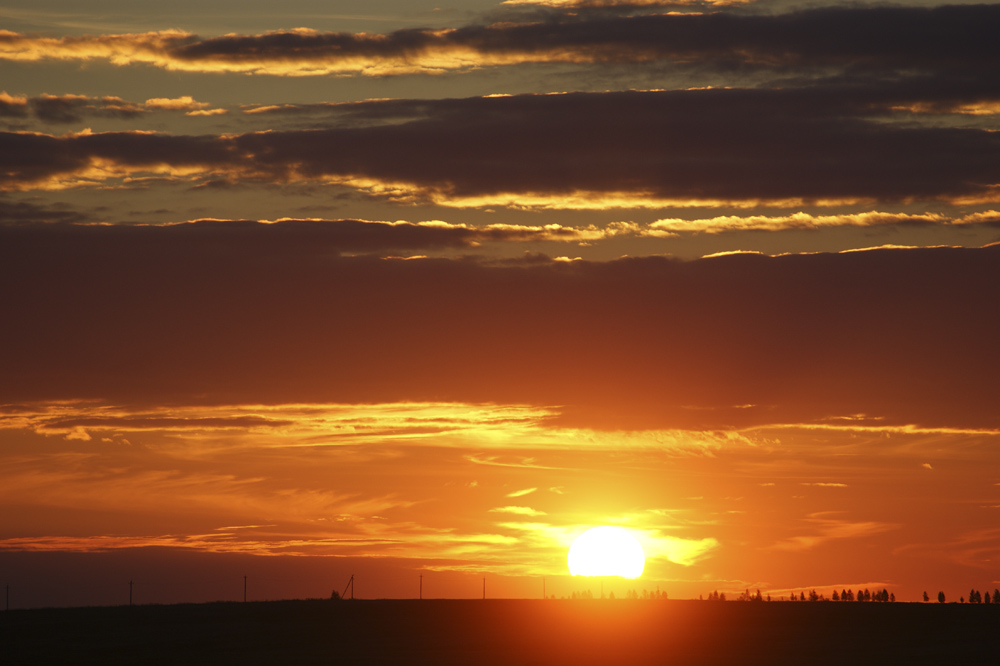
(419, 575), (423, 600)
(244, 575), (247, 603)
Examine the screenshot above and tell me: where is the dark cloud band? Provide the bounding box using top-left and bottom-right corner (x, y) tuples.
(2, 5), (999, 76)
(3, 89), (999, 205)
(2, 221), (998, 431)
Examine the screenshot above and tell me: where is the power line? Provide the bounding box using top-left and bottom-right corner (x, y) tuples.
(341, 575), (355, 600)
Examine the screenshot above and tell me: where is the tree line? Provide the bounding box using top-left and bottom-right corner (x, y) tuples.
(924, 589), (1000, 604)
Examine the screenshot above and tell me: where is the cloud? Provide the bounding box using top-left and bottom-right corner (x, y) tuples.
(4, 88), (1000, 206)
(894, 527), (1000, 570)
(28, 94), (145, 123)
(0, 218), (643, 257)
(0, 401), (561, 450)
(641, 533), (719, 567)
(506, 488), (538, 498)
(0, 198), (91, 223)
(489, 506), (546, 516)
(63, 426), (91, 441)
(2, 223), (999, 431)
(771, 513), (897, 552)
(1, 93), (222, 124)
(650, 212), (950, 235)
(1, 6), (998, 77)
(142, 96), (207, 112)
(0, 91), (28, 117)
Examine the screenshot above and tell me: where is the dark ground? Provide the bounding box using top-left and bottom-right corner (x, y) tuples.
(3, 598), (998, 665)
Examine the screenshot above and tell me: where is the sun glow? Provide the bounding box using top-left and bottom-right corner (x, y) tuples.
(567, 526), (645, 578)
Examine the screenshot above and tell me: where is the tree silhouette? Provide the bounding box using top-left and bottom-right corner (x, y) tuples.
(923, 591), (929, 602)
(832, 590), (840, 601)
(994, 589), (1000, 604)
(938, 591), (946, 603)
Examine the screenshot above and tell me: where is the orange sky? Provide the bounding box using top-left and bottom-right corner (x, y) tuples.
(2, 0), (1000, 608)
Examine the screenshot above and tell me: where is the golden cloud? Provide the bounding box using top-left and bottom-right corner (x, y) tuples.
(651, 211), (950, 234)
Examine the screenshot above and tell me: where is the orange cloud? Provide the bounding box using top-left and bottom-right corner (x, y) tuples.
(892, 101), (1000, 117)
(650, 211), (949, 234)
(142, 95), (207, 111)
(490, 506), (547, 516)
(771, 514), (898, 552)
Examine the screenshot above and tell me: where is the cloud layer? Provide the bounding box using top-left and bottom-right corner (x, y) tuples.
(3, 88), (1000, 207)
(2, 5), (999, 77)
(3, 221), (998, 430)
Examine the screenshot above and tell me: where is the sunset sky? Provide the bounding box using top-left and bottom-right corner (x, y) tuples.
(3, 0), (1000, 608)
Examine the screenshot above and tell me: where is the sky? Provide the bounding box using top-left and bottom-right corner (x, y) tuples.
(2, 0), (1000, 608)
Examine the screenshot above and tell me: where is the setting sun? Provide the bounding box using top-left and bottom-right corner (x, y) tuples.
(567, 526), (645, 578)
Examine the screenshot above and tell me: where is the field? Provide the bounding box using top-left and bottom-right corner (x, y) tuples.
(4, 599), (999, 665)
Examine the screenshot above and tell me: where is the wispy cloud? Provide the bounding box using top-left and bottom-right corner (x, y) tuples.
(490, 505), (546, 516)
(771, 513), (898, 552)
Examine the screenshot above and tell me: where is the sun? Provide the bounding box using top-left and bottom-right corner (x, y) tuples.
(567, 526), (645, 578)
